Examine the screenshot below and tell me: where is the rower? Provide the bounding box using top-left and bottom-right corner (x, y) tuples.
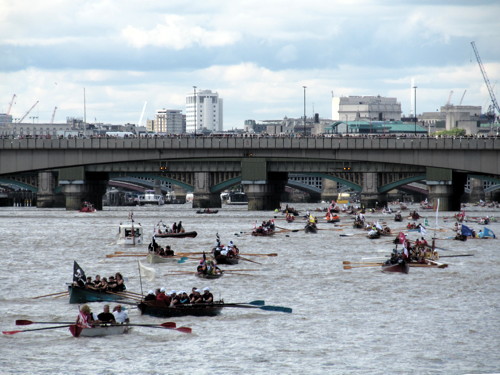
(113, 305), (129, 323)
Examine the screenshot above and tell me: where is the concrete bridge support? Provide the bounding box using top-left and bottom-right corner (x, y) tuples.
(59, 168), (108, 210)
(360, 172), (387, 208)
(37, 171), (58, 208)
(426, 168), (466, 211)
(321, 178), (338, 203)
(192, 172), (221, 208)
(468, 178), (485, 203)
(243, 172), (287, 210)
(171, 185), (187, 204)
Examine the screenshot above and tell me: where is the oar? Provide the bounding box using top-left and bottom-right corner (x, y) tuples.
(231, 300), (265, 306)
(343, 265), (382, 269)
(275, 226), (300, 233)
(238, 256), (262, 265)
(223, 303), (292, 313)
(439, 254), (474, 258)
(126, 322), (192, 333)
(106, 254), (147, 258)
(16, 320), (74, 326)
(31, 291), (68, 299)
(220, 269), (260, 272)
(240, 253), (278, 257)
(343, 261), (383, 265)
(3, 325), (72, 335)
(107, 291), (142, 301)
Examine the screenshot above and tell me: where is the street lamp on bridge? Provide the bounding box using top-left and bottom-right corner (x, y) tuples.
(303, 86), (307, 136)
(193, 86), (197, 136)
(413, 85), (417, 136)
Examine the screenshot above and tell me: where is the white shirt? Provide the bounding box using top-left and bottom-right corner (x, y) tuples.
(113, 310), (129, 323)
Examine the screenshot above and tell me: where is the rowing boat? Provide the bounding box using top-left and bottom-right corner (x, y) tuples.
(69, 324), (131, 337)
(196, 272), (223, 279)
(138, 301), (224, 318)
(146, 253), (178, 264)
(381, 261), (409, 274)
(154, 231), (198, 238)
(68, 285), (126, 304)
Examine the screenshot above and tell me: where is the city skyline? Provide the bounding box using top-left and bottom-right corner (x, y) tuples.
(1, 0), (499, 128)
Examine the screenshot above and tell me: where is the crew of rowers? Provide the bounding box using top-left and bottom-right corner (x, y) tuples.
(393, 235), (439, 263)
(77, 304), (129, 327)
(156, 220), (184, 234)
(253, 219), (276, 234)
(212, 240), (239, 258)
(75, 272), (126, 292)
(148, 237), (174, 256)
(143, 286), (214, 305)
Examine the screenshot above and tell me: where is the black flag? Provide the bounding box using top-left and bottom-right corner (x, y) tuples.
(73, 261), (86, 287)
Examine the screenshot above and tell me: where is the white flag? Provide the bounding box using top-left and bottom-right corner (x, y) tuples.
(419, 225), (427, 236)
(139, 260), (155, 282)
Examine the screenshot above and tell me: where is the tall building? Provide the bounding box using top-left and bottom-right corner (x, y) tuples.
(154, 109), (185, 134)
(186, 89), (223, 133)
(332, 96), (402, 122)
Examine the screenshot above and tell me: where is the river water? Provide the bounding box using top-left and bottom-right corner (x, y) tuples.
(0, 203), (499, 375)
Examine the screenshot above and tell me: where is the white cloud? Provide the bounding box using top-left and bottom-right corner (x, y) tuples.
(121, 14), (240, 49)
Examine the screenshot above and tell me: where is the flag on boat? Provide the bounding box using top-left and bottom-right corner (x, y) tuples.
(461, 224), (474, 237)
(138, 260), (155, 282)
(479, 227), (496, 239)
(73, 261), (86, 286)
(375, 221), (383, 230)
(419, 224), (427, 236)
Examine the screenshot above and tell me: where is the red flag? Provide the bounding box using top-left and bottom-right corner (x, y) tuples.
(398, 232), (406, 244)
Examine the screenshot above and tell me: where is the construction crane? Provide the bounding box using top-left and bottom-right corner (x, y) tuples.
(6, 94), (16, 115)
(471, 41), (500, 120)
(50, 106), (58, 123)
(459, 89), (467, 105)
(18, 100), (39, 123)
(446, 90), (454, 106)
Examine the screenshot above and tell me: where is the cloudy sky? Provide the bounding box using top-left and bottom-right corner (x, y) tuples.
(1, 0), (499, 129)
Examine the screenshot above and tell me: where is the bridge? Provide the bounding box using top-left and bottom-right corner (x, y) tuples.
(0, 136), (498, 210)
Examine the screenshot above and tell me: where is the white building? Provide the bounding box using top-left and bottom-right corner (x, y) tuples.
(186, 89), (223, 133)
(154, 109), (185, 134)
(332, 96), (402, 122)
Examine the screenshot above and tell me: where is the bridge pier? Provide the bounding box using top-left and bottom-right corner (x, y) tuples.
(192, 172), (221, 208)
(37, 171), (59, 208)
(59, 168), (108, 210)
(321, 178), (338, 203)
(360, 172), (387, 209)
(468, 177), (485, 203)
(243, 172), (287, 210)
(426, 168), (466, 211)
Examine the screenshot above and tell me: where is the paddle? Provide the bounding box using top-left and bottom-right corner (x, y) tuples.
(343, 265), (381, 269)
(222, 303), (292, 313)
(3, 325), (72, 335)
(238, 256), (262, 265)
(128, 322), (192, 333)
(31, 291), (68, 299)
(16, 320), (74, 326)
(241, 253), (278, 257)
(106, 254), (147, 258)
(343, 261), (383, 265)
(439, 254), (474, 258)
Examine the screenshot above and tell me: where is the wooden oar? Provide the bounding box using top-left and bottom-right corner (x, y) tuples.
(31, 291), (68, 299)
(343, 261), (383, 265)
(343, 265), (381, 269)
(439, 254), (474, 258)
(106, 254), (147, 258)
(125, 321), (192, 333)
(16, 320), (74, 326)
(275, 226), (300, 233)
(3, 325), (72, 335)
(222, 303), (292, 313)
(220, 269), (260, 272)
(107, 291), (142, 301)
(238, 256), (262, 265)
(241, 253), (278, 257)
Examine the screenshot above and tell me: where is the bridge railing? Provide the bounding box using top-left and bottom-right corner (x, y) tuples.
(0, 136), (499, 150)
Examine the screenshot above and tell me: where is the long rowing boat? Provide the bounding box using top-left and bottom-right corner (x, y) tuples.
(146, 253), (178, 264)
(154, 231), (198, 238)
(69, 324), (131, 337)
(381, 260), (409, 274)
(68, 285), (126, 304)
(138, 301), (224, 318)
